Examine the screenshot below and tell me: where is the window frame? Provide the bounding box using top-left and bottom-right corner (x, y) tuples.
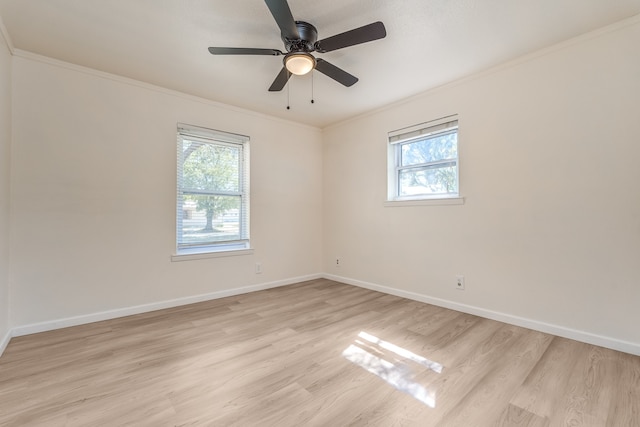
(174, 123), (250, 258)
(387, 115), (461, 203)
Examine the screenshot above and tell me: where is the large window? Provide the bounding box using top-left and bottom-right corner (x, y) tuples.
(176, 124), (249, 255)
(388, 116), (459, 201)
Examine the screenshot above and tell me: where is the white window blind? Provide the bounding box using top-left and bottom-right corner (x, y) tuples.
(388, 115), (459, 200)
(176, 124), (250, 254)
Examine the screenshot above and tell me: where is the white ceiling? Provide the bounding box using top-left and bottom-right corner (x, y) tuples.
(1, 0), (640, 128)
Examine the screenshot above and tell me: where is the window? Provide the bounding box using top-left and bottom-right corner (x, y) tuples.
(388, 115), (459, 201)
(176, 124), (249, 255)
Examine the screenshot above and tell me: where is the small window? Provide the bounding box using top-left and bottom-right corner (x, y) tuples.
(176, 124), (249, 254)
(388, 116), (459, 200)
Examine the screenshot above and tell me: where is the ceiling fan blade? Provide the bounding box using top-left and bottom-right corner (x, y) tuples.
(315, 21), (386, 53)
(314, 59), (358, 87)
(209, 47), (283, 56)
(264, 0), (299, 40)
(268, 67), (292, 91)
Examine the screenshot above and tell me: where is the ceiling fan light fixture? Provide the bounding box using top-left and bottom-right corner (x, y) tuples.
(285, 52), (316, 75)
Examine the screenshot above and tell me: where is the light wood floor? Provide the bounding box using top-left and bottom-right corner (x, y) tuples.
(1, 279), (638, 426)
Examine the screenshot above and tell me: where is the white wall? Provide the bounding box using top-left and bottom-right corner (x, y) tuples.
(0, 27), (11, 346)
(9, 54), (323, 328)
(323, 19), (640, 349)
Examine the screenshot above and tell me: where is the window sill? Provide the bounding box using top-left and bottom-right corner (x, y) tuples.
(384, 197), (465, 207)
(171, 248), (254, 262)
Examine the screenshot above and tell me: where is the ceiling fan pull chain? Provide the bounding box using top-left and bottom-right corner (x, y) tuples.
(287, 82), (290, 110)
(311, 72), (315, 104)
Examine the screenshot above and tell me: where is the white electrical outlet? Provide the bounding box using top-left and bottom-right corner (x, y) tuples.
(255, 262), (262, 274)
(335, 257), (340, 268)
(456, 275), (465, 290)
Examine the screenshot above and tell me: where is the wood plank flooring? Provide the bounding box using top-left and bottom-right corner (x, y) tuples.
(0, 279), (638, 426)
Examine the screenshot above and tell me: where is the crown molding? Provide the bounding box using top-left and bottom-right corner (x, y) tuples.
(326, 12), (640, 131)
(0, 13), (15, 54)
(12, 48), (322, 134)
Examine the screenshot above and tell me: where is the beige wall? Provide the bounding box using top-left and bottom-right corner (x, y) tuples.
(323, 20), (640, 348)
(4, 17), (640, 354)
(0, 28), (11, 344)
(9, 54), (323, 327)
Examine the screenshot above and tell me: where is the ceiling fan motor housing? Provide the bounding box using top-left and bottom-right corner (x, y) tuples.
(283, 21), (318, 52)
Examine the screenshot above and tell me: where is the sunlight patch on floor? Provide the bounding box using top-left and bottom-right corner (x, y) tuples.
(342, 331), (441, 408)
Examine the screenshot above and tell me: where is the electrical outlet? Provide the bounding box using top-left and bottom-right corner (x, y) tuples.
(456, 275), (465, 290)
(335, 257), (340, 268)
(255, 262), (262, 274)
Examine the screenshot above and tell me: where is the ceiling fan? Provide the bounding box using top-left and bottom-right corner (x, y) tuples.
(208, 0), (387, 92)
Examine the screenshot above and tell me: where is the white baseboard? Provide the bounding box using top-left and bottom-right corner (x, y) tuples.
(4, 272), (638, 357)
(323, 273), (640, 356)
(0, 328), (11, 357)
(10, 273), (322, 338)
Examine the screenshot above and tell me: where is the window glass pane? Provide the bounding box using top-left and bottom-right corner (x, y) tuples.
(181, 140), (239, 192)
(399, 164), (458, 196)
(179, 195), (241, 246)
(401, 131), (457, 166)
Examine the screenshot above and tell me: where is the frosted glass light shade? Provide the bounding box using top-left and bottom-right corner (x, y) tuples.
(285, 53), (315, 75)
